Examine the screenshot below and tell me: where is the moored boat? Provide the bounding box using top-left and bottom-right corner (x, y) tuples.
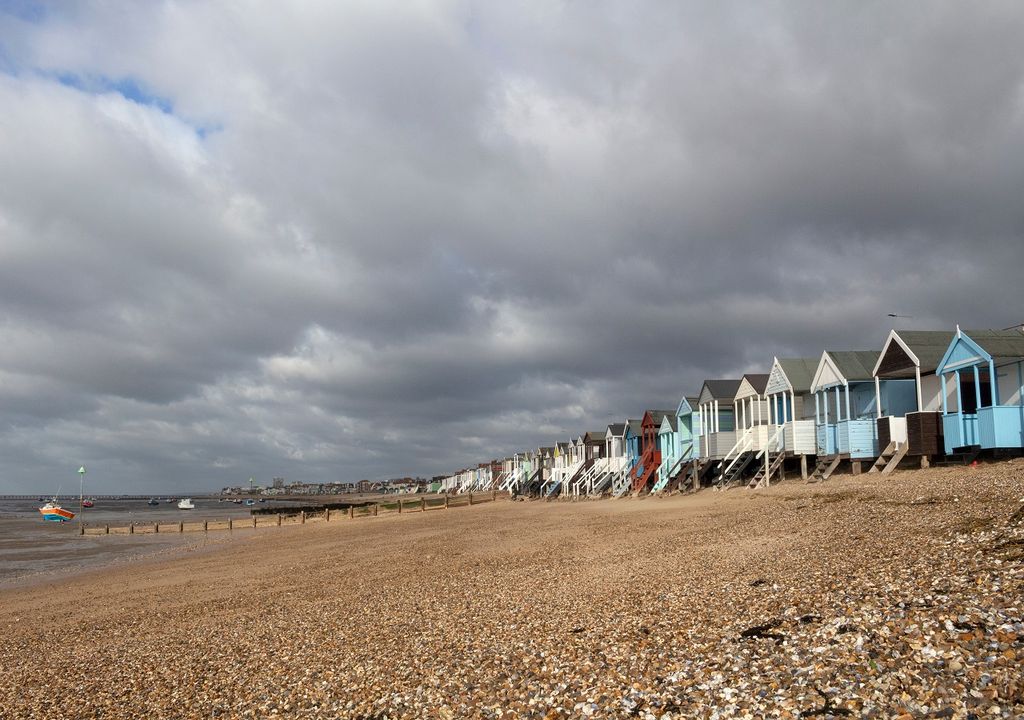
(82, 498), (95, 508)
(148, 498), (160, 506)
(244, 499), (256, 506)
(177, 498), (195, 509)
(39, 500), (75, 522)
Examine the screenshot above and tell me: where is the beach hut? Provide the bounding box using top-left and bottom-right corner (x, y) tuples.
(655, 395), (701, 493)
(602, 423), (628, 496)
(630, 409), (673, 494)
(935, 328), (1024, 454)
(569, 431), (608, 496)
(870, 330), (956, 471)
(810, 350), (882, 478)
(656, 414), (679, 492)
(613, 419), (643, 496)
(697, 380), (742, 469)
(716, 374), (770, 487)
(545, 441), (576, 496)
(764, 357), (819, 481)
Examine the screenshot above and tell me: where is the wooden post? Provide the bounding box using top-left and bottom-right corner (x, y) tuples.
(229, 518), (233, 531)
(421, 497), (426, 512)
(800, 455), (808, 480)
(129, 523), (134, 535)
(105, 524), (110, 535)
(253, 515), (257, 528)
(444, 495), (449, 509)
(374, 504), (378, 517)
(398, 500), (403, 514)
(203, 520), (208, 532)
(179, 521), (184, 533)
(300, 511), (305, 525)
(80, 523), (85, 536)
(920, 455), (930, 469)
(492, 488), (496, 502)
(325, 508), (331, 522)
(154, 523), (159, 534)
(851, 461), (862, 475)
(469, 492), (474, 506)
(277, 513), (282, 527)
(349, 506), (354, 519)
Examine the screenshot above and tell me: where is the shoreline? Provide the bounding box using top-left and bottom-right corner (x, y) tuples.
(1, 465), (1022, 718)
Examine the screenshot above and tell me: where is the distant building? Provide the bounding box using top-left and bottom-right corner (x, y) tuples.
(272, 477), (285, 489)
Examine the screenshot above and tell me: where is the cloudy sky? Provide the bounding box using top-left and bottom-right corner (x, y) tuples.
(1, 1), (1023, 494)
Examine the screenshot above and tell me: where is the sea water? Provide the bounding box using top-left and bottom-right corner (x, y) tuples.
(0, 497), (278, 587)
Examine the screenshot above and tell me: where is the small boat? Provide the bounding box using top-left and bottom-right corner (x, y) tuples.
(39, 500), (75, 522)
(148, 498), (160, 506)
(244, 499), (256, 506)
(177, 498), (195, 510)
(38, 496), (47, 502)
(82, 499), (95, 508)
(258, 498), (266, 503)
(164, 498), (174, 503)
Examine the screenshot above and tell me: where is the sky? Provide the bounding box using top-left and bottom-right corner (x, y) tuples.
(1, 1), (1023, 494)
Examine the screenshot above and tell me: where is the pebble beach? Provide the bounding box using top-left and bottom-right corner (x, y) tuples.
(1, 463), (1023, 719)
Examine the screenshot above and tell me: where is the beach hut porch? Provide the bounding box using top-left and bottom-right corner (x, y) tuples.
(936, 329), (1024, 453)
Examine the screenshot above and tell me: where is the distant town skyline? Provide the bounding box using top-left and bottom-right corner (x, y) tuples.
(1, 2), (1024, 493)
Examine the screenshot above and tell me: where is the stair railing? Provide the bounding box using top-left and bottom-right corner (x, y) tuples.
(719, 428), (754, 476)
(755, 425), (785, 461)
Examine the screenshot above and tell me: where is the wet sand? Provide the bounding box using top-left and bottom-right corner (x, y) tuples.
(1, 464), (1023, 718)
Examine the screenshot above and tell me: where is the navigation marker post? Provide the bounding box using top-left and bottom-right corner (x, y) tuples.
(78, 466), (86, 533)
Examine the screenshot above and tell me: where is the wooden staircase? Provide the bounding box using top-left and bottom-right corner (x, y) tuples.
(716, 451), (755, 489)
(868, 441), (908, 475)
(591, 471), (613, 496)
(748, 452), (786, 489)
(524, 469), (544, 495)
(631, 453), (660, 494)
(808, 455), (842, 483)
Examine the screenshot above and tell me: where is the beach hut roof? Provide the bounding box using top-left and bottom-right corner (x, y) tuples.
(936, 328), (1024, 374)
(643, 410), (674, 427)
(606, 423), (626, 437)
(873, 329), (957, 378)
(736, 373), (770, 400)
(767, 357), (818, 394)
(812, 350), (880, 392)
(828, 351), (880, 381)
(967, 328), (1024, 359)
(660, 415), (679, 432)
(584, 431), (606, 444)
(699, 379), (742, 405)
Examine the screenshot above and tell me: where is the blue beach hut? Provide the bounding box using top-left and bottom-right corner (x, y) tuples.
(810, 350), (882, 463)
(935, 328), (1024, 453)
(655, 396), (701, 492)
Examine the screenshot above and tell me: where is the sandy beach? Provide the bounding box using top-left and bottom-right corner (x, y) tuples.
(1, 464), (1023, 719)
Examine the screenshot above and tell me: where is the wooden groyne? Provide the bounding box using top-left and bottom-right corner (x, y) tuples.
(79, 491), (500, 536)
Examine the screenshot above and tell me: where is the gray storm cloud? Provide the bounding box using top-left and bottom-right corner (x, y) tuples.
(1, 1), (1023, 492)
